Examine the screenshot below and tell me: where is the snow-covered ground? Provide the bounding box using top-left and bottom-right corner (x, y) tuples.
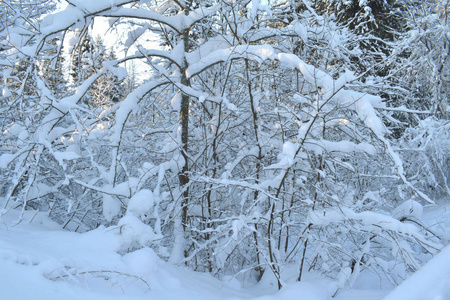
(0, 205), (449, 300)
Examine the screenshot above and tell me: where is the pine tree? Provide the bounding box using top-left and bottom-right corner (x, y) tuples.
(39, 37), (67, 96)
(70, 35), (125, 108)
(70, 34), (95, 84)
(91, 45), (125, 107)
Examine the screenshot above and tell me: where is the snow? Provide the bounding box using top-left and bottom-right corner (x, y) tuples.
(0, 205), (446, 300)
(2, 122), (23, 137)
(383, 245), (450, 300)
(293, 21), (308, 42)
(392, 200), (423, 220)
(102, 194), (122, 222)
(117, 214), (160, 250)
(53, 151), (80, 163)
(0, 209), (401, 300)
(186, 45), (276, 78)
(2, 86), (12, 97)
(306, 206), (442, 252)
(0, 153), (15, 168)
(125, 27), (147, 48)
(110, 79), (168, 144)
(171, 91), (182, 111)
(122, 247), (159, 276)
(250, 0), (272, 20)
(308, 140), (376, 156)
(187, 43), (388, 144)
(126, 189), (155, 218)
(100, 7), (187, 32)
(184, 5), (222, 28)
(186, 36), (233, 64)
(2, 1), (449, 299)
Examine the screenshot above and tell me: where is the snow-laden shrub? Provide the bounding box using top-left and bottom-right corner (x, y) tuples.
(0, 0), (445, 290)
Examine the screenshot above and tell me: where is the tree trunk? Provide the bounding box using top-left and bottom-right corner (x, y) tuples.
(179, 5), (191, 260)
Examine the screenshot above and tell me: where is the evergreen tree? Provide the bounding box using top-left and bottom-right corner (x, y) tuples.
(91, 45), (126, 107)
(310, 0), (405, 40)
(71, 35), (125, 108)
(70, 34), (95, 84)
(39, 37), (67, 96)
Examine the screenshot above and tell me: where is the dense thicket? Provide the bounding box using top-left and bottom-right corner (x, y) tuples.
(0, 0), (448, 289)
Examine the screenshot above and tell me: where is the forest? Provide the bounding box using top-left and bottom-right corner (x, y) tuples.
(0, 0), (449, 299)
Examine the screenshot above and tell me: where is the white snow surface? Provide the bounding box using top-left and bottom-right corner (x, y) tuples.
(126, 189), (155, 218)
(0, 207), (448, 300)
(383, 245), (450, 300)
(392, 200), (424, 220)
